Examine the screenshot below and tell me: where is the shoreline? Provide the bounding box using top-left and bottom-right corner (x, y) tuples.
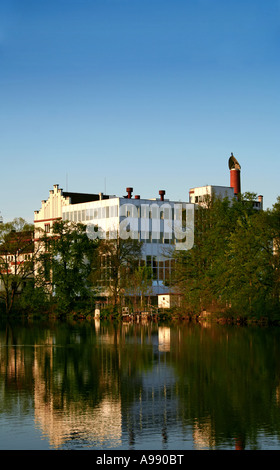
(1, 306), (280, 327)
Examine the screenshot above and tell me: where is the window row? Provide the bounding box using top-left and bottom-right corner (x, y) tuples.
(63, 205), (118, 222)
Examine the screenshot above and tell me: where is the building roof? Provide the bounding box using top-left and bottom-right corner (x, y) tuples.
(62, 192), (110, 204)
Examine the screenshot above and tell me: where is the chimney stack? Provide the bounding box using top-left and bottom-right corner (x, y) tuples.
(228, 153), (241, 197)
(126, 187), (133, 199)
(159, 190), (165, 201)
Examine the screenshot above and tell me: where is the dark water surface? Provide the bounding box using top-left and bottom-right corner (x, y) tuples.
(1, 318), (280, 450)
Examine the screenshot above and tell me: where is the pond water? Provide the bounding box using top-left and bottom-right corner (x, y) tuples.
(1, 318), (280, 450)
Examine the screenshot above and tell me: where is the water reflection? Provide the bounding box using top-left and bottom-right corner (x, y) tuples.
(1, 319), (280, 449)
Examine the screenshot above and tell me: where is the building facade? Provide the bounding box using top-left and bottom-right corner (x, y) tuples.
(34, 185), (194, 296)
(34, 184), (112, 234)
(189, 185), (235, 206)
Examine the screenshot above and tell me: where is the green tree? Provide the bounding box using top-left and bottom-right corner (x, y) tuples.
(265, 196), (280, 307)
(41, 220), (98, 312)
(0, 218), (36, 314)
(126, 264), (153, 308)
(93, 236), (143, 307)
(222, 211), (274, 315)
(173, 195), (234, 313)
(173, 192), (277, 317)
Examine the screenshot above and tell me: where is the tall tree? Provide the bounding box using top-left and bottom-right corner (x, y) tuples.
(222, 211), (274, 315)
(172, 193), (275, 316)
(93, 236), (143, 307)
(126, 264), (153, 308)
(173, 195), (232, 312)
(40, 220), (98, 312)
(264, 196), (280, 307)
(0, 218), (36, 314)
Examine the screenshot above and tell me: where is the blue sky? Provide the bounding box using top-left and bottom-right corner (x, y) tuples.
(0, 0), (279, 222)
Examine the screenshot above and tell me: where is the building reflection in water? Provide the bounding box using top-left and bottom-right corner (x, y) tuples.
(2, 321), (280, 450)
(32, 335), (122, 449)
(34, 391), (122, 449)
(192, 418), (216, 450)
(0, 323), (221, 449)
(30, 324), (178, 449)
(158, 327), (170, 352)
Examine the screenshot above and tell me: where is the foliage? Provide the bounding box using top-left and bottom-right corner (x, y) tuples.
(0, 218), (39, 314)
(16, 281), (50, 314)
(92, 236), (143, 306)
(39, 220), (99, 313)
(126, 265), (153, 308)
(173, 193), (280, 318)
(2, 193), (280, 320)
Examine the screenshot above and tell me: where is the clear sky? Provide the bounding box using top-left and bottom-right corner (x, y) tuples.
(0, 0), (279, 223)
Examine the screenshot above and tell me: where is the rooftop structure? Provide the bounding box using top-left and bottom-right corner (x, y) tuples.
(189, 185), (235, 205)
(189, 153), (263, 210)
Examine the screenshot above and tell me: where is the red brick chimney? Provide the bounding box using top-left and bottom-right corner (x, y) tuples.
(159, 190), (165, 201)
(228, 153), (241, 197)
(126, 187), (133, 199)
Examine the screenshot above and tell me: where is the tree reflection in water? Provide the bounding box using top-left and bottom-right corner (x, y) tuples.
(1, 319), (280, 450)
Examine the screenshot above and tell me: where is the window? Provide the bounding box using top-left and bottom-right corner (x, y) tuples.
(159, 261), (164, 280)
(152, 258), (158, 279)
(45, 224), (50, 233)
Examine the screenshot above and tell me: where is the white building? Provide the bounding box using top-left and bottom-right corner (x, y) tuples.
(189, 185), (235, 206)
(189, 184), (263, 210)
(34, 184), (112, 234)
(34, 185), (194, 296)
(158, 293), (182, 309)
